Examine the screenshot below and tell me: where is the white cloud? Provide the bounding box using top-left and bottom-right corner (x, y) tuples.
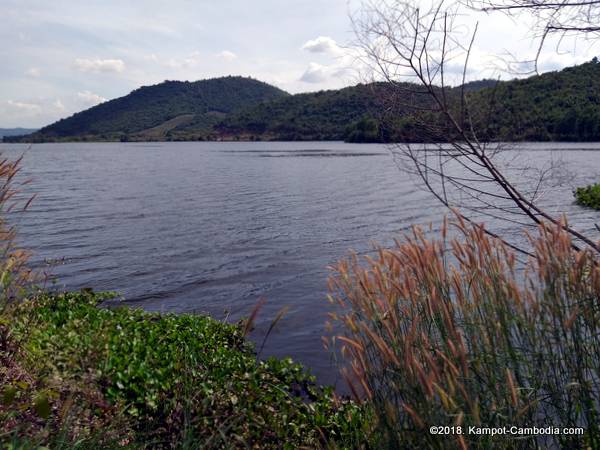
(53, 99), (65, 111)
(298, 37), (363, 86)
(299, 62), (329, 83)
(73, 58), (125, 73)
(6, 100), (41, 113)
(537, 53), (588, 73)
(25, 67), (41, 77)
(218, 50), (237, 61)
(77, 90), (107, 107)
(301, 36), (342, 55)
(162, 51), (203, 69)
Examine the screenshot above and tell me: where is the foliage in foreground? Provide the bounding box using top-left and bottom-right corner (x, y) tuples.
(1, 291), (369, 449)
(574, 183), (600, 210)
(329, 217), (600, 449)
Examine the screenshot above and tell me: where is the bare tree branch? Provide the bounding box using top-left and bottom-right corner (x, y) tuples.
(353, 0), (600, 255)
(465, 0), (600, 72)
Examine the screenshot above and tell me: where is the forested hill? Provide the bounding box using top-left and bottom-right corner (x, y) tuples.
(469, 59), (600, 141)
(214, 83), (390, 141)
(7, 59), (600, 143)
(17, 77), (289, 142)
(218, 60), (600, 142)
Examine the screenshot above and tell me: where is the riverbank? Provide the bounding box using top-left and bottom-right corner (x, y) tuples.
(0, 290), (370, 449)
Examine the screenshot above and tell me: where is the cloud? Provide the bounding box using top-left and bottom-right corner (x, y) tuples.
(218, 50), (237, 61)
(6, 100), (41, 113)
(299, 37), (362, 85)
(53, 99), (65, 111)
(301, 36), (342, 55)
(74, 58), (125, 73)
(299, 62), (329, 83)
(77, 90), (107, 107)
(161, 52), (203, 69)
(25, 67), (41, 77)
(537, 53), (588, 73)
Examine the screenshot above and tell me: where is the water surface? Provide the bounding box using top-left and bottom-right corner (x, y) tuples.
(2, 141), (600, 388)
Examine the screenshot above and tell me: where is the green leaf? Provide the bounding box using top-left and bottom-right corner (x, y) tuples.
(34, 394), (51, 419)
(2, 385), (17, 406)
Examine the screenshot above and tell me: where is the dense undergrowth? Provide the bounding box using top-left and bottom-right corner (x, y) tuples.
(1, 291), (369, 449)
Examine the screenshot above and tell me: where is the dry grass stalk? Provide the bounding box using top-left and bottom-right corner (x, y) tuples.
(328, 215), (600, 448)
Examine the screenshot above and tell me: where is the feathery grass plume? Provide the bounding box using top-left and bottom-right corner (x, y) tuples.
(329, 215), (600, 449)
(0, 154), (35, 308)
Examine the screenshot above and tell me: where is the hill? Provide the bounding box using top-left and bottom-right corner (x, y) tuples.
(469, 58), (600, 141)
(214, 83), (390, 141)
(19, 76), (289, 142)
(7, 59), (600, 143)
(0, 128), (38, 138)
(217, 60), (600, 142)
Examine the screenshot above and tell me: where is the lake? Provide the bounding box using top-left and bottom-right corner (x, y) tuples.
(2, 141), (600, 389)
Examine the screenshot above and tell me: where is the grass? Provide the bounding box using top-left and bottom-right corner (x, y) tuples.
(575, 183), (600, 209)
(1, 290), (370, 449)
(328, 216), (600, 449)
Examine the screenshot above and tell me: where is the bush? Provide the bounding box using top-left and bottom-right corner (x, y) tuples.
(328, 217), (600, 449)
(575, 183), (600, 210)
(2, 291), (369, 449)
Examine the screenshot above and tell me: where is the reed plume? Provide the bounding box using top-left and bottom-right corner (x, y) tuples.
(328, 216), (600, 449)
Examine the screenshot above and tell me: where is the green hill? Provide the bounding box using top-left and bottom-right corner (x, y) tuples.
(469, 58), (600, 141)
(214, 83), (391, 141)
(21, 76), (289, 142)
(8, 59), (600, 143)
(217, 60), (600, 143)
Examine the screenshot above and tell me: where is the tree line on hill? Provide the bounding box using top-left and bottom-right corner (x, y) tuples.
(5, 58), (600, 143)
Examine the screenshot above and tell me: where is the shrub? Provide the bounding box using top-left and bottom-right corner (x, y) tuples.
(3, 291), (369, 449)
(574, 183), (600, 210)
(328, 217), (600, 449)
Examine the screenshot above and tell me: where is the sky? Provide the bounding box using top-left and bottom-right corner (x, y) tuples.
(2, 0), (598, 128)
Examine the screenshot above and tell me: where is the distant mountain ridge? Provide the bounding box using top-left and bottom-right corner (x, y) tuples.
(0, 128), (38, 138)
(7, 59), (600, 143)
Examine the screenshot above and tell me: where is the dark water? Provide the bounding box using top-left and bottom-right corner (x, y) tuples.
(2, 141), (600, 388)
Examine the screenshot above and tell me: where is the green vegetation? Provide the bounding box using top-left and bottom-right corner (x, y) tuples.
(217, 83), (387, 141)
(1, 291), (369, 448)
(470, 58), (600, 141)
(575, 183), (600, 209)
(13, 76), (288, 142)
(6, 59), (600, 143)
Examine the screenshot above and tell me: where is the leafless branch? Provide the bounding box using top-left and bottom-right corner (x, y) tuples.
(353, 0), (600, 255)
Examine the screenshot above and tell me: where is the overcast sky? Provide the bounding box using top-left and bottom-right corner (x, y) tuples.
(2, 0), (597, 128)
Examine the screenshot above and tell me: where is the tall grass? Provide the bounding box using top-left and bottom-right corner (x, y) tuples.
(0, 154), (34, 307)
(328, 216), (600, 449)
(0, 153), (33, 362)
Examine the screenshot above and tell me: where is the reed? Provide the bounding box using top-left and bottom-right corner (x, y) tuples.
(0, 154), (34, 308)
(328, 216), (600, 449)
